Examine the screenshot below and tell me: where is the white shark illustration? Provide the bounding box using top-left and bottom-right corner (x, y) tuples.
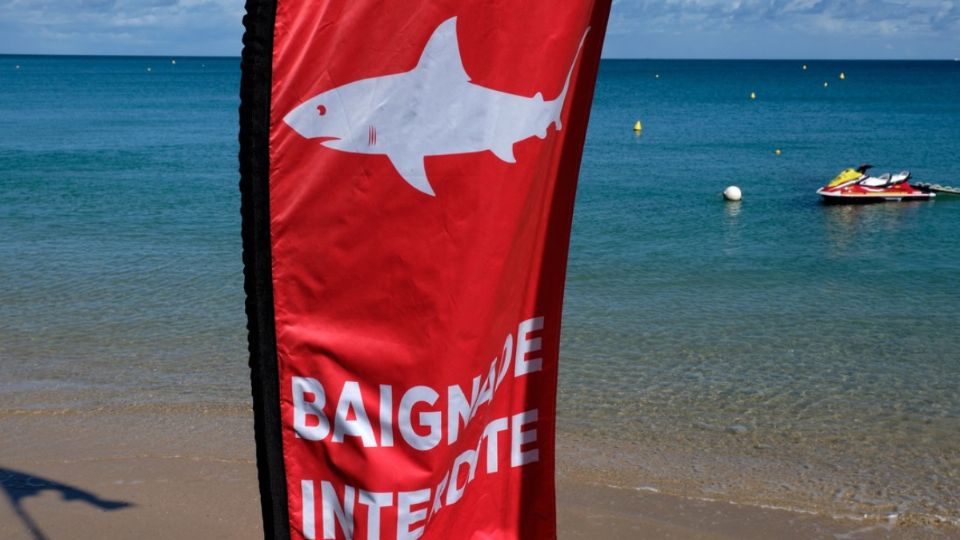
(283, 17), (589, 196)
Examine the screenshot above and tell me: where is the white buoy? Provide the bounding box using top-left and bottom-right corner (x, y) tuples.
(723, 186), (742, 202)
(15, 64), (21, 70)
(171, 59), (177, 65)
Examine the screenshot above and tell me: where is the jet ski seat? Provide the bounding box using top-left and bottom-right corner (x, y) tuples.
(860, 173), (893, 187)
(891, 171), (911, 184)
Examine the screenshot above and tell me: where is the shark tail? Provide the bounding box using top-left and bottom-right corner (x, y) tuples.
(552, 27), (591, 131)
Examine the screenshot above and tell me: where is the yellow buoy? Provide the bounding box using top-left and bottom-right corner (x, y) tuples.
(775, 148), (782, 156)
(839, 72), (846, 80)
(750, 91), (757, 100)
(633, 120), (643, 132)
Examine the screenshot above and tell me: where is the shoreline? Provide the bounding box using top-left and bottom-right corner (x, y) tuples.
(554, 429), (960, 532)
(2, 404), (956, 538)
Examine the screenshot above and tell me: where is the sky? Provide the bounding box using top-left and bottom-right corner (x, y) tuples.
(1, 0), (958, 59)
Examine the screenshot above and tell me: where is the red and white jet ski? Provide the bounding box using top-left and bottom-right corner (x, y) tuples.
(817, 165), (936, 203)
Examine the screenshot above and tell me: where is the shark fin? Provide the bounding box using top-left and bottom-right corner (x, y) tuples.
(491, 143), (516, 164)
(387, 153), (435, 196)
(416, 17), (468, 82)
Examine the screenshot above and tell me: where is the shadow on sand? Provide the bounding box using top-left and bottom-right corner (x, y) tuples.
(0, 466), (132, 540)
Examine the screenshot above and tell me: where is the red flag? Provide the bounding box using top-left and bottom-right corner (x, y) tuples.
(240, 2), (611, 539)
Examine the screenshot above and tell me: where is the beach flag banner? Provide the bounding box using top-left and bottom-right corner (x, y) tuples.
(239, 1), (611, 538)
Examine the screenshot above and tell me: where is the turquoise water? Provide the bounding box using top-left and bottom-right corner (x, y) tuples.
(0, 56), (245, 405)
(560, 60), (960, 525)
(1, 56), (958, 526)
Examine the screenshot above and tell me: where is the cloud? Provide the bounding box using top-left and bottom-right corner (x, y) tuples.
(0, 0), (957, 57)
(608, 0), (960, 35)
(80, 0), (117, 10)
(0, 0), (243, 55)
(604, 0), (960, 57)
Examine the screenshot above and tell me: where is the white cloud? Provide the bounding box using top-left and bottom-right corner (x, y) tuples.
(0, 0), (956, 57)
(603, 0), (960, 57)
(610, 0), (960, 34)
(0, 0), (244, 55)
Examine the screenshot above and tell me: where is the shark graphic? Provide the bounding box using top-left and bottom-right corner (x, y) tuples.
(283, 17), (589, 196)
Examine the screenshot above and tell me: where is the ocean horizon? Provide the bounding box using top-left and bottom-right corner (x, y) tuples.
(4, 53), (960, 60)
(1, 54), (958, 529)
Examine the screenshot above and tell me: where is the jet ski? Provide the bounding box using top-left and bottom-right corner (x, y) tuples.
(817, 165), (935, 203)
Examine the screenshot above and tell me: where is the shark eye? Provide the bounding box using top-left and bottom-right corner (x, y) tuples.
(316, 104), (327, 116)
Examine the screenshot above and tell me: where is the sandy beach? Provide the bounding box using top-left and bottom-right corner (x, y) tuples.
(1, 403), (952, 539)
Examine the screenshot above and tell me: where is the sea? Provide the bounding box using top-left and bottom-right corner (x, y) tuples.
(1, 55), (958, 528)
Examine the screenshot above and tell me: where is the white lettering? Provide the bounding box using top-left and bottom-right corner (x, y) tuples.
(429, 471), (450, 517)
(379, 385), (394, 447)
(321, 481), (355, 540)
(515, 317), (544, 376)
(293, 377), (329, 441)
(447, 376), (480, 444)
(481, 417), (509, 473)
(358, 490), (392, 540)
(510, 409), (539, 467)
(495, 334), (514, 389)
(397, 489), (430, 540)
(302, 480), (316, 540)
(398, 386), (441, 451)
(445, 448), (478, 505)
(473, 360), (496, 413)
(332, 381), (377, 447)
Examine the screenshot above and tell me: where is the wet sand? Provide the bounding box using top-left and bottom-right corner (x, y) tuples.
(2, 405), (954, 539)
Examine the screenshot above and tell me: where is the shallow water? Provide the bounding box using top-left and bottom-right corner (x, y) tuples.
(1, 55), (958, 525)
(560, 59), (960, 525)
(0, 56), (248, 410)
